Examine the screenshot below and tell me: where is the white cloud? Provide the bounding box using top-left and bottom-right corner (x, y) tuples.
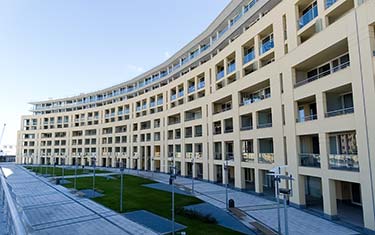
(125, 64), (145, 73)
(164, 51), (171, 59)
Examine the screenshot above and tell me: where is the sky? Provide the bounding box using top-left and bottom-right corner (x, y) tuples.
(0, 0), (230, 146)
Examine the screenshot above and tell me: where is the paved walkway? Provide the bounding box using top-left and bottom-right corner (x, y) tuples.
(0, 163), (156, 235)
(99, 167), (359, 235)
(0, 206), (6, 235)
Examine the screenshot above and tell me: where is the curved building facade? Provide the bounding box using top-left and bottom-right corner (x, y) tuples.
(17, 0), (375, 232)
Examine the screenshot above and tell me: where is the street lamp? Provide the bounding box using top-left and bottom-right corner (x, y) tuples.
(268, 167), (294, 235)
(119, 160), (125, 212)
(61, 156), (66, 183)
(91, 154), (97, 197)
(223, 160), (229, 209)
(74, 153), (79, 190)
(191, 157), (195, 194)
(168, 155), (176, 235)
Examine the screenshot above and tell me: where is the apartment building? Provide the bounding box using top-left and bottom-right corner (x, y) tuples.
(16, 0), (375, 232)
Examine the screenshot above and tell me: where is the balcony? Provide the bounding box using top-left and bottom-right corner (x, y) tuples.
(299, 4), (318, 29)
(150, 101), (156, 108)
(325, 85), (354, 118)
(227, 62), (236, 74)
(171, 94), (177, 101)
(296, 96), (318, 123)
(197, 81), (205, 90)
(258, 153), (274, 164)
(300, 154), (321, 167)
(188, 86), (195, 94)
(214, 152), (222, 160)
(240, 90), (270, 106)
(216, 70), (225, 80)
(295, 52), (350, 88)
(242, 153), (255, 162)
(178, 90), (184, 97)
(257, 109), (272, 129)
(157, 99), (163, 106)
(329, 154), (359, 171)
(240, 114), (253, 131)
(260, 37), (274, 55)
(243, 50), (255, 64)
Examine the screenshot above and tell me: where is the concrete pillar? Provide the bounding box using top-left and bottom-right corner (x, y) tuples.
(322, 178), (337, 218)
(255, 168), (263, 194)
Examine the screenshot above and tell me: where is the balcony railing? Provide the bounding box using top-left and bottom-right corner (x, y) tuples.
(225, 152), (234, 160)
(216, 70), (225, 80)
(240, 125), (253, 131)
(157, 99), (163, 105)
(227, 63), (236, 74)
(171, 94), (177, 101)
(224, 128), (233, 133)
(213, 106), (232, 114)
(243, 51), (255, 64)
(296, 114), (318, 123)
(240, 93), (271, 106)
(188, 86), (195, 93)
(294, 61), (350, 88)
(257, 122), (272, 129)
(242, 153), (255, 162)
(299, 4), (318, 29)
(300, 153), (321, 167)
(178, 91), (184, 97)
(0, 168), (28, 235)
(258, 153), (274, 164)
(325, 107), (354, 118)
(150, 101), (156, 108)
(185, 114), (202, 121)
(198, 81), (205, 89)
(260, 39), (274, 55)
(329, 154), (359, 171)
(214, 153), (222, 160)
(325, 0), (337, 9)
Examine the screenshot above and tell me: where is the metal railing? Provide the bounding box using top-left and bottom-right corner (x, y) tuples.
(325, 107), (354, 118)
(213, 106), (232, 114)
(329, 154), (359, 171)
(294, 61), (350, 88)
(257, 122), (272, 129)
(0, 167), (27, 235)
(300, 153), (321, 167)
(240, 93), (271, 106)
(296, 114), (318, 123)
(240, 125), (253, 131)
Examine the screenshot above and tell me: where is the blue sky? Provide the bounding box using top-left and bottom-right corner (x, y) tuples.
(0, 0), (229, 146)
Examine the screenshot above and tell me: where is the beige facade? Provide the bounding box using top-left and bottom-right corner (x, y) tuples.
(17, 0), (375, 232)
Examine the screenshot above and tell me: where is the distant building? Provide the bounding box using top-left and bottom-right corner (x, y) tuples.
(0, 145), (16, 162)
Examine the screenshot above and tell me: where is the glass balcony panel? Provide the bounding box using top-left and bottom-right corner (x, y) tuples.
(227, 63), (236, 74)
(299, 4), (318, 29)
(329, 154), (359, 171)
(242, 153), (255, 162)
(216, 70), (225, 80)
(260, 39), (274, 55)
(258, 153), (274, 164)
(300, 153), (321, 167)
(243, 51), (255, 64)
(325, 0), (337, 8)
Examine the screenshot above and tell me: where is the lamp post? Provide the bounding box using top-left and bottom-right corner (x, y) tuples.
(223, 160), (229, 209)
(268, 166), (294, 235)
(91, 154), (97, 197)
(74, 154), (79, 190)
(191, 157), (195, 194)
(168, 156), (176, 235)
(61, 156), (65, 183)
(119, 160), (125, 212)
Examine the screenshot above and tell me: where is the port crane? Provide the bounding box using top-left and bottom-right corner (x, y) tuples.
(0, 124), (6, 156)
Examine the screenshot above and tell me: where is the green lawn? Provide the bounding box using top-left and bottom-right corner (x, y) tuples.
(64, 174), (243, 235)
(25, 166), (110, 176)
